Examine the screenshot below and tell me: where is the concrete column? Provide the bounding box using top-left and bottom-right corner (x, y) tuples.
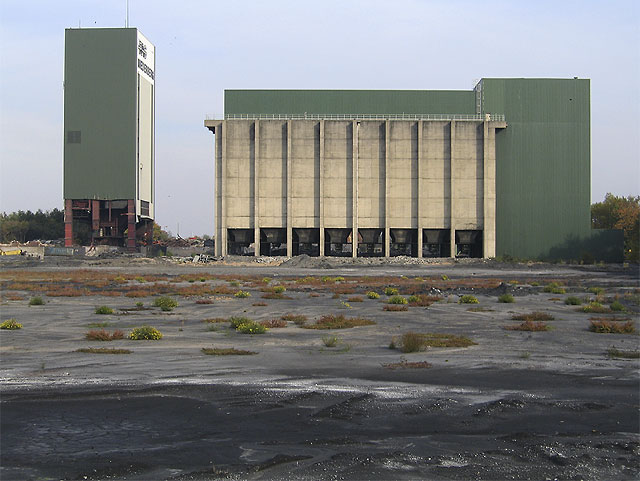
(64, 199), (73, 247)
(483, 121), (496, 258)
(319, 120), (325, 256)
(352, 121), (359, 258)
(221, 120), (227, 256)
(286, 120), (293, 257)
(450, 120), (456, 258)
(254, 120), (260, 257)
(416, 120), (423, 258)
(214, 123), (222, 256)
(384, 120), (390, 257)
(127, 199), (136, 251)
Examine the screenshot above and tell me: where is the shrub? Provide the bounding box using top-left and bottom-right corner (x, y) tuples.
(391, 332), (476, 352)
(76, 348), (131, 354)
(459, 295), (479, 304)
(388, 295), (408, 305)
(543, 282), (566, 294)
(303, 314), (376, 329)
(504, 321), (549, 331)
(260, 319), (287, 328)
(281, 313), (307, 326)
(408, 294), (442, 307)
(407, 295), (420, 304)
(398, 332), (426, 353)
(201, 347), (257, 356)
(129, 326), (163, 340)
(498, 294), (515, 303)
(135, 301), (144, 308)
(234, 290), (251, 298)
(153, 296), (178, 311)
(29, 296), (44, 306)
(95, 306), (114, 315)
(565, 296), (582, 305)
(582, 302), (610, 313)
(322, 335), (340, 347)
(235, 321), (266, 334)
(366, 291), (380, 299)
(610, 300), (625, 312)
(85, 329), (124, 341)
(512, 312), (554, 322)
(0, 319), (22, 330)
(589, 320), (636, 334)
(272, 285), (286, 294)
(384, 304), (408, 311)
(384, 287), (399, 296)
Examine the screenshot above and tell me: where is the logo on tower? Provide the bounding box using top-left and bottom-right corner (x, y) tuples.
(138, 40), (147, 59)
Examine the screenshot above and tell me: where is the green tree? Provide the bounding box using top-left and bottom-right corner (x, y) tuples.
(152, 222), (171, 242)
(0, 209), (65, 243)
(591, 193), (640, 262)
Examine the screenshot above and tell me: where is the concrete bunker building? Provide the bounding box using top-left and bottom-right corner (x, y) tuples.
(63, 28), (155, 248)
(205, 79), (621, 261)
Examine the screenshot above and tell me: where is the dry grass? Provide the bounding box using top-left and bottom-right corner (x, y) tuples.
(511, 312), (554, 322)
(201, 347), (257, 356)
(607, 347), (640, 359)
(383, 359), (432, 370)
(504, 320), (550, 331)
(302, 314), (376, 330)
(383, 305), (408, 312)
(125, 289), (152, 298)
(76, 347), (132, 354)
(347, 296), (364, 302)
(589, 320), (636, 334)
(408, 294), (442, 307)
(260, 319), (287, 328)
(46, 287), (88, 297)
(195, 299), (214, 304)
(581, 302), (612, 314)
(85, 329), (125, 341)
(262, 292), (293, 300)
(3, 293), (24, 301)
(252, 302), (268, 306)
(281, 313), (308, 325)
(202, 318), (228, 323)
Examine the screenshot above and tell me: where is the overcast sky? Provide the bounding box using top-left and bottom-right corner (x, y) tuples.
(1, 0), (638, 237)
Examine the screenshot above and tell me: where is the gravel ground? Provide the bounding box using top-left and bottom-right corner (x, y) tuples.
(1, 257), (638, 480)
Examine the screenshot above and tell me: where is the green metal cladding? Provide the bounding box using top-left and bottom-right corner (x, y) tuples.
(223, 79), (621, 261)
(64, 28), (137, 200)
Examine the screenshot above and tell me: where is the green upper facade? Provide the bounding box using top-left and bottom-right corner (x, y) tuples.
(224, 79), (619, 261)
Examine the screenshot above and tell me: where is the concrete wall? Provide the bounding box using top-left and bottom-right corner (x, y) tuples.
(206, 118), (504, 257)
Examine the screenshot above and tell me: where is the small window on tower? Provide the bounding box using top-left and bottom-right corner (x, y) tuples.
(67, 131), (81, 144)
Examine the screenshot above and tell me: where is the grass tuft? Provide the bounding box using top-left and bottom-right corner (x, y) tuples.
(76, 347), (131, 354)
(384, 287), (399, 296)
(459, 295), (479, 304)
(581, 302), (611, 314)
(281, 313), (307, 325)
(383, 359), (432, 370)
(322, 335), (340, 347)
(498, 294), (515, 303)
(153, 296), (178, 311)
(388, 295), (408, 305)
(85, 329), (124, 341)
(260, 319), (287, 328)
(234, 290), (251, 298)
(366, 291), (380, 299)
(504, 320), (549, 331)
(565, 296), (583, 305)
(129, 326), (163, 340)
(95, 306), (114, 315)
(511, 312), (554, 322)
(384, 304), (408, 311)
(589, 320), (636, 334)
(29, 296), (44, 306)
(543, 282), (566, 294)
(607, 347), (640, 359)
(0, 319), (22, 330)
(195, 299), (214, 304)
(391, 332), (477, 352)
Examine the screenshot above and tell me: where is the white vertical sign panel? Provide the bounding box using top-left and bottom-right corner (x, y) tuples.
(136, 31), (155, 85)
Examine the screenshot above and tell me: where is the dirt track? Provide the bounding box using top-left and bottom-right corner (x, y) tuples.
(1, 258), (638, 480)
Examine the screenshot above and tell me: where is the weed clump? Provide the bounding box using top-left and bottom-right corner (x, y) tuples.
(366, 291), (380, 299)
(0, 319), (22, 330)
(195, 299), (214, 305)
(235, 321), (266, 334)
(272, 285), (286, 294)
(95, 306), (114, 315)
(581, 302), (610, 314)
(85, 329), (124, 341)
(234, 290), (251, 298)
(29, 296), (44, 306)
(129, 326), (163, 340)
(303, 314), (376, 330)
(383, 359), (432, 370)
(202, 347), (257, 356)
(153, 296), (178, 311)
(565, 296), (583, 305)
(202, 317), (228, 324)
(384, 305), (408, 311)
(281, 313), (307, 326)
(76, 347), (131, 354)
(347, 296), (363, 303)
(388, 295), (408, 305)
(607, 347), (640, 359)
(544, 282), (566, 294)
(588, 287), (605, 295)
(322, 335), (340, 347)
(589, 320), (636, 334)
(260, 319), (287, 328)
(610, 300), (625, 312)
(504, 321), (549, 331)
(498, 294), (515, 303)
(384, 287), (399, 296)
(459, 295), (479, 304)
(512, 312), (554, 322)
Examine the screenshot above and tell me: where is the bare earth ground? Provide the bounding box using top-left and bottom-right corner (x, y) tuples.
(0, 256), (639, 480)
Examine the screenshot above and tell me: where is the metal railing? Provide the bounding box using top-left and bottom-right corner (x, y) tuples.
(218, 113), (505, 122)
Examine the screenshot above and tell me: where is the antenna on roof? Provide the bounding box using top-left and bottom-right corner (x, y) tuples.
(125, 0), (129, 27)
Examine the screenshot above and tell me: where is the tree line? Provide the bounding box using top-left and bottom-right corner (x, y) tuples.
(0, 209), (64, 243)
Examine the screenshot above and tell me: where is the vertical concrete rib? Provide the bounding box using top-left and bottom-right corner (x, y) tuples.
(416, 120), (423, 258)
(214, 124), (221, 255)
(319, 120), (325, 256)
(221, 120), (228, 256)
(384, 120), (390, 257)
(254, 120), (260, 256)
(449, 120), (456, 258)
(483, 121), (496, 258)
(286, 120), (293, 257)
(352, 121), (358, 258)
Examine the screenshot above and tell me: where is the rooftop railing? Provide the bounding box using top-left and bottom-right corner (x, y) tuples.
(215, 113), (506, 122)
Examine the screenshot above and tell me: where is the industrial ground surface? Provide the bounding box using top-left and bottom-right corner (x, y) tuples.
(1, 257), (638, 480)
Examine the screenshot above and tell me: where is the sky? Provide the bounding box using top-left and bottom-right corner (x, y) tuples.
(1, 0), (638, 237)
